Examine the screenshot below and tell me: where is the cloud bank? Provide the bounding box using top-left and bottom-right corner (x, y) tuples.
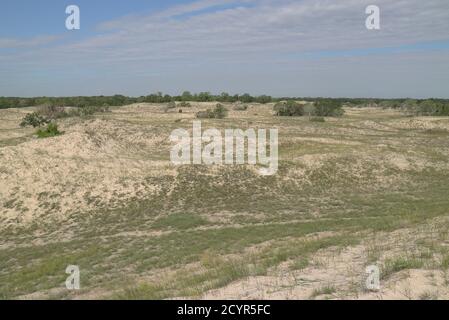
(1, 0), (449, 97)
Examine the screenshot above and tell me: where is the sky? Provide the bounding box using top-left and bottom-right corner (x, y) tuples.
(1, 0), (449, 98)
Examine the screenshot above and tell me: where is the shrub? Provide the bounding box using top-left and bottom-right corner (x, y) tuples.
(405, 99), (449, 116)
(379, 100), (402, 109)
(81, 105), (106, 116)
(274, 101), (304, 116)
(196, 104), (228, 119)
(163, 101), (178, 113)
(20, 112), (49, 128)
(67, 106), (94, 117)
(21, 104), (110, 127)
(178, 102), (191, 108)
(213, 104), (228, 119)
(196, 111), (212, 119)
(233, 104), (248, 111)
(36, 122), (61, 138)
(313, 99), (345, 117)
(37, 104), (67, 119)
(255, 95), (272, 104)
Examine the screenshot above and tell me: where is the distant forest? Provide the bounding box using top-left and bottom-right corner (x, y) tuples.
(1, 92), (449, 116)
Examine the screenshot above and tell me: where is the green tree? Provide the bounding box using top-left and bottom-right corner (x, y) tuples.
(181, 91), (192, 101)
(313, 99), (344, 117)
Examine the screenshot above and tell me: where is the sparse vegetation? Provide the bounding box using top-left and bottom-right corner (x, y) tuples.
(36, 122), (61, 138)
(233, 104), (248, 111)
(178, 101), (192, 108)
(68, 105), (110, 117)
(36, 105), (67, 119)
(274, 101), (305, 116)
(290, 257), (309, 270)
(313, 99), (345, 117)
(310, 285), (336, 299)
(309, 116), (326, 122)
(20, 112), (49, 128)
(196, 103), (228, 119)
(381, 256), (424, 280)
(20, 104), (110, 128)
(2, 100), (449, 300)
(419, 291), (439, 300)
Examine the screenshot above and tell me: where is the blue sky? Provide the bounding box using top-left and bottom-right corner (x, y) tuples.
(0, 1), (179, 37)
(1, 0), (449, 98)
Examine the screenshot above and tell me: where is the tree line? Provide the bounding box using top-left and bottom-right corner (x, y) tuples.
(1, 93), (449, 116)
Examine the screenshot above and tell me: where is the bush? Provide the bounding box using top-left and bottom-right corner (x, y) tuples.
(313, 99), (344, 117)
(20, 104), (110, 127)
(163, 101), (177, 113)
(68, 105), (110, 117)
(196, 104), (228, 119)
(404, 99), (449, 116)
(196, 111), (211, 119)
(233, 104), (248, 111)
(255, 95), (272, 104)
(214, 104), (228, 118)
(274, 101), (304, 116)
(36, 123), (61, 138)
(37, 104), (67, 119)
(178, 102), (191, 108)
(20, 112), (49, 128)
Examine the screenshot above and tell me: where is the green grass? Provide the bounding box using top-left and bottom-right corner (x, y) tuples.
(2, 167), (448, 299)
(310, 285), (336, 299)
(309, 116), (326, 123)
(151, 213), (209, 230)
(36, 123), (61, 138)
(290, 257), (309, 270)
(440, 254), (449, 270)
(381, 257), (424, 280)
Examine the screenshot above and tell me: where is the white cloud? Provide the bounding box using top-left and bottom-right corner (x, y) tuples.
(50, 0), (449, 62)
(0, 35), (62, 49)
(1, 0), (449, 97)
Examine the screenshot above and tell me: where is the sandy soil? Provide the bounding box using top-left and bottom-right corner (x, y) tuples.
(1, 104), (449, 300)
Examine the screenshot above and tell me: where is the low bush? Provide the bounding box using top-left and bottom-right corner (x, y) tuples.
(274, 101), (304, 116)
(163, 102), (177, 113)
(233, 104), (248, 111)
(20, 112), (49, 128)
(36, 122), (61, 138)
(20, 104), (110, 127)
(213, 104), (228, 119)
(37, 104), (68, 119)
(313, 99), (345, 117)
(403, 99), (449, 116)
(68, 105), (110, 117)
(196, 104), (228, 119)
(196, 111), (212, 119)
(178, 102), (192, 108)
